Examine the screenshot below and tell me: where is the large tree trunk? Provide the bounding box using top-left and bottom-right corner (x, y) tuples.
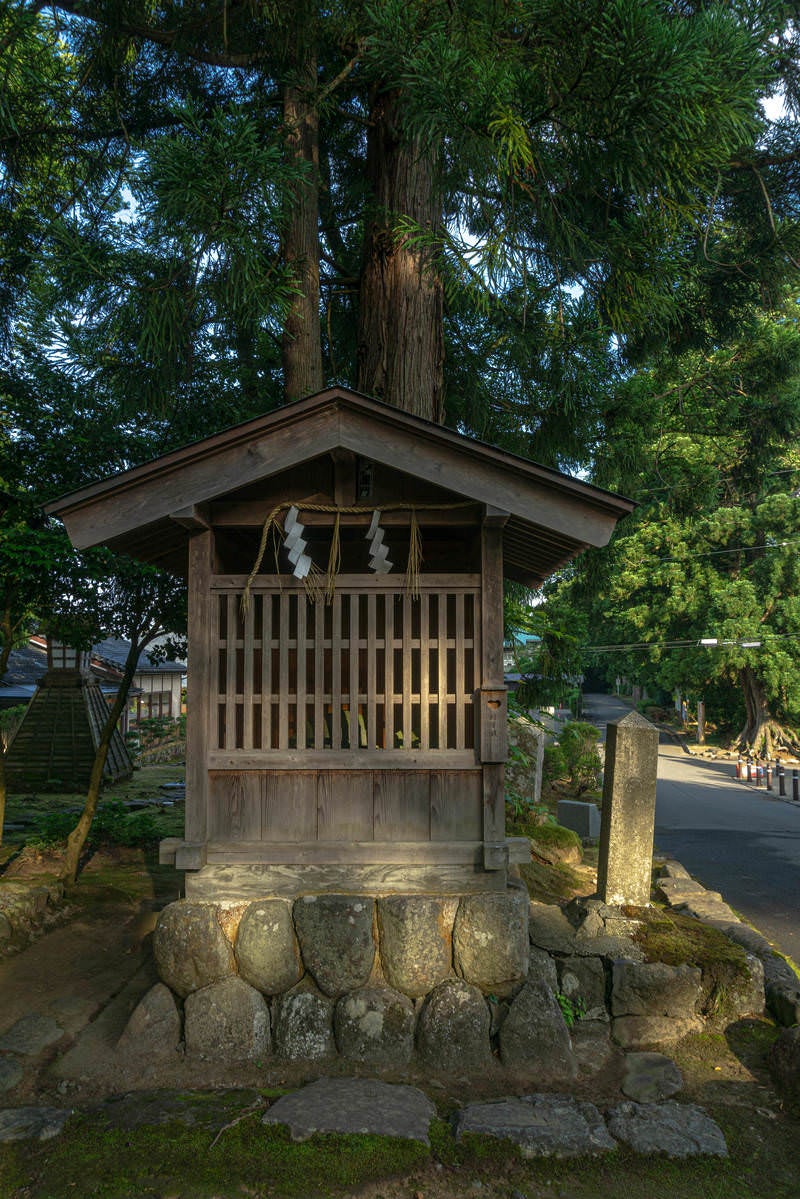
(736, 665), (793, 756)
(59, 641), (141, 887)
(357, 88), (445, 422)
(281, 41), (323, 402)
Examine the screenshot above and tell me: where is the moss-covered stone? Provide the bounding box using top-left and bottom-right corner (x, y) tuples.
(630, 906), (762, 1023)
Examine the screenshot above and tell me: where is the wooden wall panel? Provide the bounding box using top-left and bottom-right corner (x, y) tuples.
(317, 771), (374, 841)
(374, 771), (430, 841)
(262, 771), (317, 842)
(430, 770), (482, 841)
(208, 772), (262, 841)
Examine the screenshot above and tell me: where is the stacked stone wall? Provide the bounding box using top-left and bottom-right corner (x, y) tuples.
(135, 883), (766, 1075)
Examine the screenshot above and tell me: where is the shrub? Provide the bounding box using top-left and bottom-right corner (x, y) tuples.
(545, 721), (602, 796)
(27, 799), (162, 852)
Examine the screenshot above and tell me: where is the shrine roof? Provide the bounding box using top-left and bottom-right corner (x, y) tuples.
(47, 387), (633, 585)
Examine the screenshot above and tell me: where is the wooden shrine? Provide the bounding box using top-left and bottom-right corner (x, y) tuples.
(48, 388), (632, 894)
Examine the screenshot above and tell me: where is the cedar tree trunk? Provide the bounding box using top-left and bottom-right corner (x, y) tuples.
(357, 88), (445, 422)
(281, 43), (323, 402)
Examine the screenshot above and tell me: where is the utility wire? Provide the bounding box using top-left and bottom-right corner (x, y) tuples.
(584, 631), (800, 654)
(655, 539), (800, 562)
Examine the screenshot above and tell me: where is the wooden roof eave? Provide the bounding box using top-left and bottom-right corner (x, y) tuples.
(46, 388), (633, 579)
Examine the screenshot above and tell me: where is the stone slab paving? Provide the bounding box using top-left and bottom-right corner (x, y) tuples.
(454, 1095), (616, 1158)
(0, 1080), (730, 1162)
(0, 1106), (72, 1143)
(262, 1077), (436, 1144)
(0, 1057), (23, 1092)
(606, 1100), (728, 1158)
(621, 1053), (683, 1103)
(0, 1014), (63, 1055)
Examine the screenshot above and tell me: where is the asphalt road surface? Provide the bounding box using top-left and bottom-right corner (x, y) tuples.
(582, 692), (800, 962)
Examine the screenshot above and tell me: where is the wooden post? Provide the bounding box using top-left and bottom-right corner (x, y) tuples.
(480, 507), (508, 871)
(184, 529), (214, 862)
(697, 700), (705, 744)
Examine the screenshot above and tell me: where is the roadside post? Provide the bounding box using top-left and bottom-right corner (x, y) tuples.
(779, 764), (786, 796)
(597, 711), (659, 907)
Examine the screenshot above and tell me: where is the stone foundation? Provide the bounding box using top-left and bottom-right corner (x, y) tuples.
(137, 882), (766, 1073)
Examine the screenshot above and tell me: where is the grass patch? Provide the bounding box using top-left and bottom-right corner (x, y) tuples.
(518, 857), (587, 903)
(1, 1116), (429, 1199)
(3, 764), (186, 851)
(4, 1087), (800, 1199)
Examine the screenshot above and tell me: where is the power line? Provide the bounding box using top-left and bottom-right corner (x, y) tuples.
(607, 538), (800, 563)
(655, 539), (800, 562)
(584, 631), (800, 654)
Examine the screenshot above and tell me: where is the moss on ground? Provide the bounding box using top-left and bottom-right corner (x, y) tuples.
(518, 857), (588, 903)
(6, 1097), (800, 1199)
(0, 1118), (429, 1199)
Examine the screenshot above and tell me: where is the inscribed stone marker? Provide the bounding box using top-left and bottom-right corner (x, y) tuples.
(596, 711), (659, 907)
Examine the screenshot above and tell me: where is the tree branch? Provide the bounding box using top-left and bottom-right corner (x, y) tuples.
(48, 0), (272, 68)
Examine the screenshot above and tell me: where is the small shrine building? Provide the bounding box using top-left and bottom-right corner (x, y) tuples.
(48, 387), (633, 901)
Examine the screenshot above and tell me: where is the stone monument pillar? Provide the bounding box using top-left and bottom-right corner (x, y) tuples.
(597, 710), (659, 907)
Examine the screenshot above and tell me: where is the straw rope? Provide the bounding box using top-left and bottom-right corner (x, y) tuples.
(240, 500), (473, 614)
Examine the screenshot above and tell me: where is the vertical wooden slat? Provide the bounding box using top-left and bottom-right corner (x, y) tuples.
(481, 512), (509, 870)
(331, 592), (342, 749)
(279, 592), (290, 750)
(261, 592), (272, 750)
(367, 593), (377, 749)
(402, 594), (412, 750)
(350, 590), (360, 749)
(317, 772), (374, 840)
(384, 593), (394, 750)
(185, 531), (213, 845)
(455, 591), (465, 749)
(419, 592), (430, 750)
(242, 594), (254, 751)
(225, 593), (237, 750)
(314, 598), (324, 749)
(296, 593), (307, 749)
(437, 593), (447, 749)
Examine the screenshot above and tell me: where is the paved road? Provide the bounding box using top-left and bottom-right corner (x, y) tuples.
(582, 692), (800, 962)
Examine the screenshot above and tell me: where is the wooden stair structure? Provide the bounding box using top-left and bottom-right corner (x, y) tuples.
(6, 669), (132, 792)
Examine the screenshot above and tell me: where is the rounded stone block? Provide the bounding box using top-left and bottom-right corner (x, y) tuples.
(622, 1052), (683, 1103)
(557, 955), (608, 1020)
(334, 986), (415, 1066)
(273, 984), (336, 1061)
(293, 895), (375, 998)
(453, 888), (529, 997)
(235, 899), (303, 996)
(184, 976), (271, 1061)
(117, 983), (182, 1059)
(416, 979), (492, 1073)
(153, 901), (236, 999)
(611, 960), (702, 1019)
(377, 895), (455, 998)
(498, 980), (578, 1082)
